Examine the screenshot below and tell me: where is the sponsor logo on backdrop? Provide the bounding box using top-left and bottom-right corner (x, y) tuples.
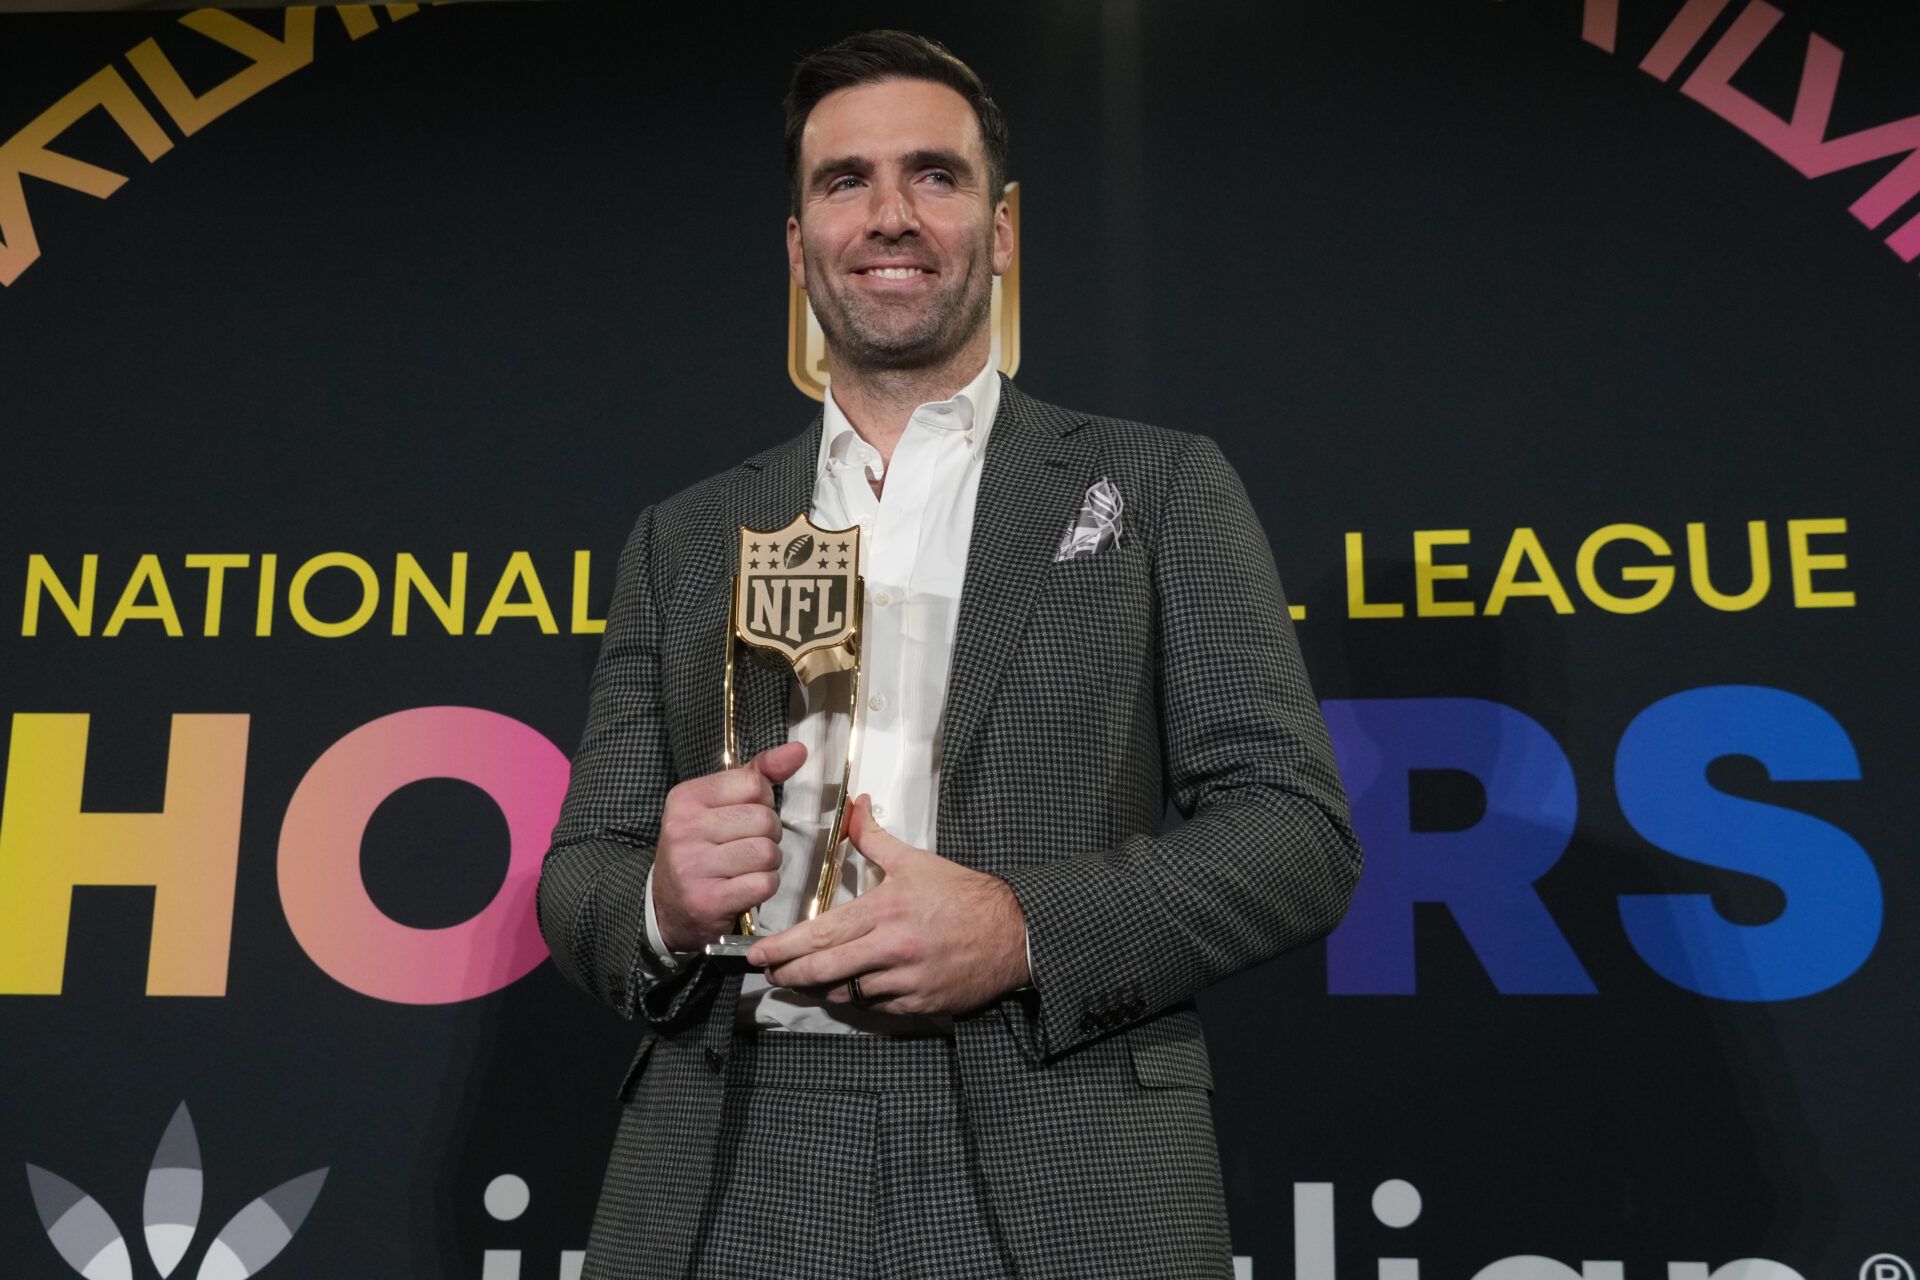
(1280, 1178), (1907, 1280)
(9, 2), (1915, 291)
(787, 182), (1021, 401)
(0, 5), (430, 288)
(1574, 0), (1920, 273)
(24, 1102), (326, 1280)
(477, 1173), (1905, 1279)
(1862, 1258), (1917, 1280)
(476, 1175), (584, 1280)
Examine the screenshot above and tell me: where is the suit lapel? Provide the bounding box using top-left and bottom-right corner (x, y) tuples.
(939, 380), (1092, 795)
(715, 415), (820, 765)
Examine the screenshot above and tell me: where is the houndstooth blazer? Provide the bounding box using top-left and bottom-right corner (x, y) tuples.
(537, 377), (1362, 1280)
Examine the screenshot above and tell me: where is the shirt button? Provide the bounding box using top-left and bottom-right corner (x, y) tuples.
(872, 590), (892, 607)
(871, 803), (889, 822)
(868, 694), (888, 713)
(859, 516), (873, 531)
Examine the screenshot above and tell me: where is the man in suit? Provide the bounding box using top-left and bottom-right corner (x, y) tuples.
(537, 29), (1361, 1280)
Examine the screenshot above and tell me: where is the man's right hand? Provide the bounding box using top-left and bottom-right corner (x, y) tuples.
(651, 741), (807, 954)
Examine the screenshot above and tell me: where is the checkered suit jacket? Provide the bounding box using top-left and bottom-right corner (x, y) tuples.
(537, 377), (1361, 1279)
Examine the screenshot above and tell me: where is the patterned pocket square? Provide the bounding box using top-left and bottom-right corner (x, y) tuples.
(1054, 476), (1125, 561)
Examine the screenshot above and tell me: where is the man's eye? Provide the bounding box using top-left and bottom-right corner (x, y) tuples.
(828, 176), (862, 192)
(923, 170), (956, 186)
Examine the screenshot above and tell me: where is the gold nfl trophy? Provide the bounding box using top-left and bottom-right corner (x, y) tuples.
(704, 513), (863, 964)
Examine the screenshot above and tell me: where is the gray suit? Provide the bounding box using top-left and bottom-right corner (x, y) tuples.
(538, 377), (1362, 1279)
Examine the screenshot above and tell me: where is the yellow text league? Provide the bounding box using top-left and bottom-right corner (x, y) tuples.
(1340, 518), (1853, 619)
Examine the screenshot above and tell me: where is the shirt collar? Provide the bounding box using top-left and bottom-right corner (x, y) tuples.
(817, 356), (1003, 479)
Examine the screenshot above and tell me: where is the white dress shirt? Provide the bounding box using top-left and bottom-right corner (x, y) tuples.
(646, 355), (1002, 1034)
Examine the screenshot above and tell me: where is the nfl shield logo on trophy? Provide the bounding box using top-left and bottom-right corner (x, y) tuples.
(734, 513), (861, 683)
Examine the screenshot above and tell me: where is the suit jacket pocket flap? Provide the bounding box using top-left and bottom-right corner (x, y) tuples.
(1126, 1009), (1214, 1092)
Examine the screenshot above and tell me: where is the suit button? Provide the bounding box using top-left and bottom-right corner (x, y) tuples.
(1079, 1014), (1099, 1034)
(704, 1047), (726, 1073)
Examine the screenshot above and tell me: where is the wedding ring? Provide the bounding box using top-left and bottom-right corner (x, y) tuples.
(847, 976), (868, 1005)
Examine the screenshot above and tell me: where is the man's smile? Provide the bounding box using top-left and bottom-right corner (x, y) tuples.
(853, 263), (938, 284)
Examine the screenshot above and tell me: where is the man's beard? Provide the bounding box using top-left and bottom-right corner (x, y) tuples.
(806, 241), (993, 374)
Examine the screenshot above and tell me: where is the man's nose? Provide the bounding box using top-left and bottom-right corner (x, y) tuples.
(864, 181), (919, 237)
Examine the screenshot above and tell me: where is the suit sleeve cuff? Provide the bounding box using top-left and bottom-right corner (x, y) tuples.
(643, 865), (695, 971)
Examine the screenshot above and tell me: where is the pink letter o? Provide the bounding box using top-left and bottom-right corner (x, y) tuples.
(279, 706), (567, 1004)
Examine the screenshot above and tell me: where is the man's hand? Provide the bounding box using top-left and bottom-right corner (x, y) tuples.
(748, 795), (1031, 1015)
(651, 741), (806, 954)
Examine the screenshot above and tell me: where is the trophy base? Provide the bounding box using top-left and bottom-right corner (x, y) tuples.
(703, 935), (761, 971)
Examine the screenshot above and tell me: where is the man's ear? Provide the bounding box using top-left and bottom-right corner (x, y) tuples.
(786, 215), (807, 288)
(991, 199), (1014, 276)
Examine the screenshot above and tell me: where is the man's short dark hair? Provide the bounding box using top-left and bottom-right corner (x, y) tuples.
(784, 30), (1010, 218)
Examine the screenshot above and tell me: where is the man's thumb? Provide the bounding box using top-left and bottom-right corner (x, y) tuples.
(749, 740), (808, 784)
(846, 794), (905, 868)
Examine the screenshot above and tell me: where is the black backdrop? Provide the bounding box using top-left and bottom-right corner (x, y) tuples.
(2, 2), (1914, 1277)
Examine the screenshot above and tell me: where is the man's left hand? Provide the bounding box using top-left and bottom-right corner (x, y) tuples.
(747, 795), (1031, 1015)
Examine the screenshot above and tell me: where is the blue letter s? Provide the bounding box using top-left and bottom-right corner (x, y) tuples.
(1615, 686), (1880, 1000)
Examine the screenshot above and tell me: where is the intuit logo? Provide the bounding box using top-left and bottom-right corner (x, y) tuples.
(1280, 1180), (1900, 1280)
(23, 1103), (327, 1280)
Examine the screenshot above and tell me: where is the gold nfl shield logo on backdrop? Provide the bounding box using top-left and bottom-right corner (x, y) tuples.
(787, 183), (1022, 400)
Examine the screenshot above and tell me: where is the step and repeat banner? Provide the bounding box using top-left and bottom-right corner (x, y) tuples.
(2, 2), (1913, 1277)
